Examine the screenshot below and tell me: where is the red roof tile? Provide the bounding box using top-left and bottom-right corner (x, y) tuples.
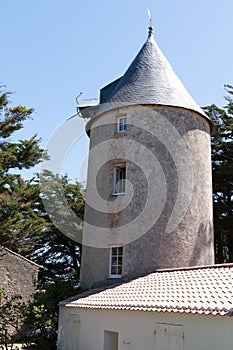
(61, 264), (233, 316)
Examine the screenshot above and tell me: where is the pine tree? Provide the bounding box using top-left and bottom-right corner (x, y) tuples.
(31, 171), (85, 283)
(203, 85), (233, 263)
(0, 89), (46, 254)
(0, 89), (85, 282)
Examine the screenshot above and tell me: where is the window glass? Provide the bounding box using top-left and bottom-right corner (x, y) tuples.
(110, 246), (123, 277)
(117, 117), (126, 132)
(112, 247), (118, 255)
(111, 266), (117, 275)
(113, 165), (126, 194)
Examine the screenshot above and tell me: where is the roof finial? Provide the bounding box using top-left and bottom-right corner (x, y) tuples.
(147, 8), (153, 36)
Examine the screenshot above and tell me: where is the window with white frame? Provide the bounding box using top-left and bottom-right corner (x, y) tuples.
(117, 116), (127, 132)
(109, 246), (123, 278)
(113, 164), (126, 195)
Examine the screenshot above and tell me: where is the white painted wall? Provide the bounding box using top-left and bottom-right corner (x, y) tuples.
(104, 331), (118, 350)
(58, 306), (233, 350)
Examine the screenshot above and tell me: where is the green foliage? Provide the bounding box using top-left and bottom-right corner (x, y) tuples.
(0, 85), (85, 348)
(27, 280), (82, 350)
(0, 87), (85, 282)
(0, 89), (46, 255)
(29, 171), (85, 283)
(0, 281), (82, 350)
(0, 177), (47, 254)
(204, 85), (233, 263)
(0, 288), (29, 350)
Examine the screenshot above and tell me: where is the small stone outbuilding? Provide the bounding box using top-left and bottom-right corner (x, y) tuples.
(0, 247), (39, 302)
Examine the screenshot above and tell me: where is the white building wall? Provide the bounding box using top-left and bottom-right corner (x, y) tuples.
(58, 306), (233, 350)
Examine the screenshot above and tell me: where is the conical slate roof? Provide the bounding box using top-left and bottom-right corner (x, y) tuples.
(97, 28), (207, 119)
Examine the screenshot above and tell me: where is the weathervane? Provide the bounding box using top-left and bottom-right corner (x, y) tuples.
(147, 8), (153, 35)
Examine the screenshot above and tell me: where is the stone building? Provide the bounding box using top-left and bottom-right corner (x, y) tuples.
(57, 25), (233, 350)
(0, 247), (39, 302)
(79, 25), (214, 289)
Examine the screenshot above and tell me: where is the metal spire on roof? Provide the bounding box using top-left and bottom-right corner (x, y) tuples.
(147, 8), (153, 36)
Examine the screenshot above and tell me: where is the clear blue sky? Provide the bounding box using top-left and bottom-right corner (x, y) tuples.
(1, 0), (233, 183)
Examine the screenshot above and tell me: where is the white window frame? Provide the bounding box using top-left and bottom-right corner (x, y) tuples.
(117, 116), (127, 133)
(113, 163), (126, 195)
(109, 245), (123, 278)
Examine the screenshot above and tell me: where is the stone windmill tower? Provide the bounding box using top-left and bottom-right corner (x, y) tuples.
(79, 26), (214, 289)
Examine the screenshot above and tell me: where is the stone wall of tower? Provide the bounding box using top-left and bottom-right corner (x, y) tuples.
(80, 105), (214, 289)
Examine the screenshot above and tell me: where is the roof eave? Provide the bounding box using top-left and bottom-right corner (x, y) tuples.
(85, 103), (214, 137)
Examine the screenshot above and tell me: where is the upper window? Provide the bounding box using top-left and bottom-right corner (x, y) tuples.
(113, 164), (126, 195)
(117, 116), (127, 132)
(109, 246), (123, 278)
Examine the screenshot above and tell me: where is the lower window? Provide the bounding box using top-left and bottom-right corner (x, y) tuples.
(109, 246), (123, 278)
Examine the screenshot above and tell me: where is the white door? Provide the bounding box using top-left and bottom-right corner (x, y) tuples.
(155, 323), (183, 350)
(104, 330), (118, 350)
(67, 314), (80, 350)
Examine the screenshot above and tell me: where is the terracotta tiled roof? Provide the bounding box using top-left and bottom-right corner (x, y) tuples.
(61, 264), (233, 316)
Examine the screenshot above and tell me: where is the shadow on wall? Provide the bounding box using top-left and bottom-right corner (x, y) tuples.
(188, 221), (214, 266)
